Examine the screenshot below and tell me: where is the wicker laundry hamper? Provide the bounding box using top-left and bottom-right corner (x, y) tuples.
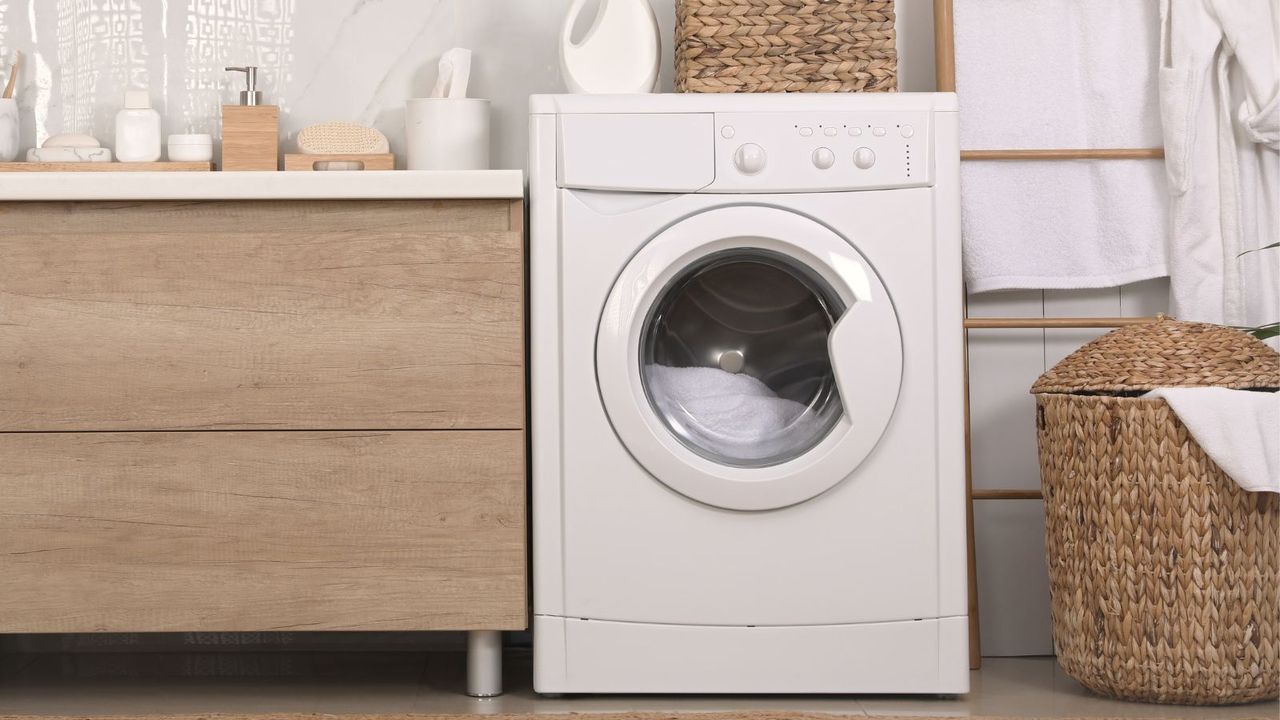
(1032, 317), (1280, 705)
(675, 0), (897, 93)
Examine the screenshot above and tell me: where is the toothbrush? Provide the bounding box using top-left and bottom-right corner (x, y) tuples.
(3, 51), (22, 100)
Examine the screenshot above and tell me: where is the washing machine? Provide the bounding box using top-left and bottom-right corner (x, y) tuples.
(529, 93), (967, 695)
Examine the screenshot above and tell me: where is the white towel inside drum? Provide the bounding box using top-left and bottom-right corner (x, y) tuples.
(644, 364), (825, 464)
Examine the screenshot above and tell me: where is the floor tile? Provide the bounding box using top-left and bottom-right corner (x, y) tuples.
(0, 651), (1276, 717)
(857, 657), (1278, 719)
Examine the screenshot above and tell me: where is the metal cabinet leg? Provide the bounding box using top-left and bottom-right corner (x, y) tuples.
(467, 630), (503, 697)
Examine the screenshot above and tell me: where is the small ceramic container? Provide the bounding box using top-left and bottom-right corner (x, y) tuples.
(405, 98), (490, 171)
(0, 98), (19, 162)
(167, 133), (213, 162)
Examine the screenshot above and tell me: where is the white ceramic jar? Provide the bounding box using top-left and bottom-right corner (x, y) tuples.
(115, 88), (162, 162)
(167, 133), (213, 162)
(405, 98), (490, 171)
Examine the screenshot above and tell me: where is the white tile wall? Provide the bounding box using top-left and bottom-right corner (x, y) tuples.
(0, 0), (936, 170)
(967, 279), (1169, 656)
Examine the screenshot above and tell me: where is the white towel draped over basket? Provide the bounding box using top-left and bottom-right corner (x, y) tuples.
(1144, 388), (1280, 494)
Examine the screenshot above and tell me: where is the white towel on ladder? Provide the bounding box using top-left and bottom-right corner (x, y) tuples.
(955, 0), (1170, 293)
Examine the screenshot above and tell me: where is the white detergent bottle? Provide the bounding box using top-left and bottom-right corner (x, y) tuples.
(115, 88), (162, 162)
(560, 0), (661, 94)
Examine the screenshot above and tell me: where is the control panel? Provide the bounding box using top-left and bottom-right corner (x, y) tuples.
(706, 111), (931, 193)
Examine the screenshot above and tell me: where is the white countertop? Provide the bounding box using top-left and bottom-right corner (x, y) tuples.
(0, 170), (525, 201)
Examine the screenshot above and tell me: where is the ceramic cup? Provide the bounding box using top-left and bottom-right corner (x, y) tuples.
(0, 99), (19, 162)
(405, 98), (490, 171)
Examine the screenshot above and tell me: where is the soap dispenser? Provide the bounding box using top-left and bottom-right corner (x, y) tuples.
(221, 66), (279, 171)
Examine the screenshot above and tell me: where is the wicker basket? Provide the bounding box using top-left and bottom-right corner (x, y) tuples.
(675, 0), (897, 93)
(1032, 317), (1280, 705)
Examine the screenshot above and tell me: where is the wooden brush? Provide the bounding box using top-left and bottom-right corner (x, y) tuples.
(3, 51), (22, 100)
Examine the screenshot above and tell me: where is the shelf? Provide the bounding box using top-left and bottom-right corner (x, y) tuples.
(0, 169), (525, 200)
(0, 161), (215, 172)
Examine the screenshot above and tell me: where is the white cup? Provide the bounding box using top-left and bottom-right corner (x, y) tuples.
(405, 98), (490, 171)
(0, 99), (19, 162)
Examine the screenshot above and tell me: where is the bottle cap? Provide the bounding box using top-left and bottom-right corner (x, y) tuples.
(124, 89), (151, 110)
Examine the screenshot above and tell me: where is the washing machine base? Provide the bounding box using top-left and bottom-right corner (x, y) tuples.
(533, 614), (969, 695)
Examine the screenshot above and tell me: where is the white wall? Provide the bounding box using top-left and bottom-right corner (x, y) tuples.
(968, 279), (1169, 656)
(0, 0), (937, 170)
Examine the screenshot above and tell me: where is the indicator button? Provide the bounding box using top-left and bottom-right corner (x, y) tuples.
(799, 126), (814, 137)
(721, 126), (736, 139)
(872, 127), (887, 137)
(900, 124), (915, 138)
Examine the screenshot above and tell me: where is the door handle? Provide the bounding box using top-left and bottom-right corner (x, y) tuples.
(828, 283), (904, 432)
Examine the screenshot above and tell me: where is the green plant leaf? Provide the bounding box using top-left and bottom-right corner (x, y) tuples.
(1247, 322), (1280, 340)
(1239, 241), (1280, 257)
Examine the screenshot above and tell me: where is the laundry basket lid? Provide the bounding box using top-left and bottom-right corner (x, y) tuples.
(1032, 315), (1280, 394)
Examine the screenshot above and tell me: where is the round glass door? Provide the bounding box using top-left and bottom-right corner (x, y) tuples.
(641, 249), (845, 467)
(596, 206), (903, 511)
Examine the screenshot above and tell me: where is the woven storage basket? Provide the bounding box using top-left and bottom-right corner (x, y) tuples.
(1032, 317), (1280, 705)
(675, 0), (897, 93)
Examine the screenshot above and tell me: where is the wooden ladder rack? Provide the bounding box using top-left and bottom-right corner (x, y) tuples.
(935, 0), (1166, 669)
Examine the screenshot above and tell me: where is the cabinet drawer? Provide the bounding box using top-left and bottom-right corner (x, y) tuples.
(0, 430), (526, 633)
(0, 200), (523, 431)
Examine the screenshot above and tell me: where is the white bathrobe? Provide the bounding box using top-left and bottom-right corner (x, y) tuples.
(1159, 0), (1280, 344)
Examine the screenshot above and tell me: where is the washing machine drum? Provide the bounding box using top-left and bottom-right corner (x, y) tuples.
(641, 250), (845, 468)
(596, 206), (905, 511)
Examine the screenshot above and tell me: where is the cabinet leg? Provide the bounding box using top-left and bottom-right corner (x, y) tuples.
(466, 630), (503, 697)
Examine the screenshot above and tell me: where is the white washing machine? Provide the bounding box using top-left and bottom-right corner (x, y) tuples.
(529, 93), (967, 695)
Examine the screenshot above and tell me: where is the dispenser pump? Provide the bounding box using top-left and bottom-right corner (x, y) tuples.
(225, 66), (263, 106)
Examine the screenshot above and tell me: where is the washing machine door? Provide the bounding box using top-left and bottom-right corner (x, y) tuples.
(597, 205), (903, 511)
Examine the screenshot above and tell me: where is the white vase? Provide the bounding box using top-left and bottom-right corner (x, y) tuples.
(0, 99), (19, 162)
(560, 0), (661, 94)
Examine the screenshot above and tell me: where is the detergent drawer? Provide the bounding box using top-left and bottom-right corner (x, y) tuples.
(558, 113), (715, 192)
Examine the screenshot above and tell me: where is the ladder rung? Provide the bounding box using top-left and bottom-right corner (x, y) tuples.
(972, 489), (1043, 500)
(962, 148), (1164, 161)
(965, 316), (1158, 329)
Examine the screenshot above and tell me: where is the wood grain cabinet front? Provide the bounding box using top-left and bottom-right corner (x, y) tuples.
(0, 200), (523, 432)
(0, 199), (526, 635)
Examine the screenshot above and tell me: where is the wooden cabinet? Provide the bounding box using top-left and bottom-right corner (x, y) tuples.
(0, 199), (526, 638)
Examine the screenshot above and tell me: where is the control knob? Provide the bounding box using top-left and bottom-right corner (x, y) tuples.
(853, 147), (876, 170)
(734, 143), (767, 175)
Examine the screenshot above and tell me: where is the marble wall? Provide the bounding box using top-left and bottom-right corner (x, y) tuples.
(0, 0), (935, 169)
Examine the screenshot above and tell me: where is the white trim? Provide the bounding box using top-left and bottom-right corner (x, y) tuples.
(534, 614), (970, 694)
(531, 92), (959, 115)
